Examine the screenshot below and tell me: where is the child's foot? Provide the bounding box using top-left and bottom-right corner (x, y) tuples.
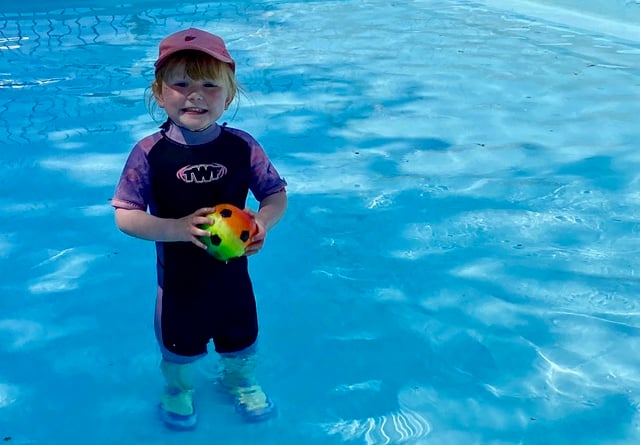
(232, 384), (276, 422)
(158, 388), (197, 430)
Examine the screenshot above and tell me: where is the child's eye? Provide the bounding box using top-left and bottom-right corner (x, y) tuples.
(203, 82), (219, 88)
(171, 81), (188, 87)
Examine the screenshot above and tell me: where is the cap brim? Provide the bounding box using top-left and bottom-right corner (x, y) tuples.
(155, 47), (234, 70)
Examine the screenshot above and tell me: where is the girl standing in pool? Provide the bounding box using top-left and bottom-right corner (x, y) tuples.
(112, 28), (287, 430)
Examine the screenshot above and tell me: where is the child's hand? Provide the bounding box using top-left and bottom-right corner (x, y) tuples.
(244, 207), (266, 256)
(176, 207), (216, 250)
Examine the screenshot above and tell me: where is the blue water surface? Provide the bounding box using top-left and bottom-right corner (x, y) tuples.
(1, 1), (640, 444)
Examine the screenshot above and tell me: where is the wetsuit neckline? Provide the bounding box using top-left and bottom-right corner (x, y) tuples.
(161, 119), (222, 146)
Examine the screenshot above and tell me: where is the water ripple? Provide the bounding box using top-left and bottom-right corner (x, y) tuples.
(323, 406), (432, 444)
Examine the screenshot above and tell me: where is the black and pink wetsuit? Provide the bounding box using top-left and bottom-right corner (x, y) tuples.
(112, 120), (286, 362)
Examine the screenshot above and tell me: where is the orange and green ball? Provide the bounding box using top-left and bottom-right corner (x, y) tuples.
(200, 204), (258, 261)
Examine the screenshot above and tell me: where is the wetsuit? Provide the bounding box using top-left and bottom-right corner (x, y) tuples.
(112, 120), (286, 360)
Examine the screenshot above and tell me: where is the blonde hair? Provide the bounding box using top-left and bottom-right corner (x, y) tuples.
(146, 50), (240, 120)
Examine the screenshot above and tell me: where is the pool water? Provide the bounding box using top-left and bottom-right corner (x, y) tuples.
(1, 1), (640, 444)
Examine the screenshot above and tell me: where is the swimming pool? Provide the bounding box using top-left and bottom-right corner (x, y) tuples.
(1, 0), (640, 443)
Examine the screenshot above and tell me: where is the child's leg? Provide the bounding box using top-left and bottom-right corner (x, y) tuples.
(158, 359), (198, 430)
(154, 285), (208, 430)
(219, 346), (275, 422)
(219, 348), (259, 393)
(161, 359), (195, 416)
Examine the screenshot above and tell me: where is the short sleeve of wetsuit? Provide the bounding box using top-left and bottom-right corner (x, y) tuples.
(111, 133), (161, 210)
(224, 127), (287, 201)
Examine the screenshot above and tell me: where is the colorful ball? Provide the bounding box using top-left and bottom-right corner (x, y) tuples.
(200, 204), (258, 261)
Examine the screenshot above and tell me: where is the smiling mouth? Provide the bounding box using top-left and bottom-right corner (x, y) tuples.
(182, 107), (207, 114)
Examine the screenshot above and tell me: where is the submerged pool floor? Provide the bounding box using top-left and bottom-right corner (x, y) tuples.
(1, 1), (640, 444)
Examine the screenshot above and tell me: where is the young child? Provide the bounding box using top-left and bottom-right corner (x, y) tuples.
(112, 28), (287, 430)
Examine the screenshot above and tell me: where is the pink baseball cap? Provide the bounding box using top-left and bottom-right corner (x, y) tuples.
(155, 28), (236, 72)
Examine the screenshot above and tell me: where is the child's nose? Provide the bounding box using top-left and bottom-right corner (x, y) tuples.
(187, 87), (203, 99)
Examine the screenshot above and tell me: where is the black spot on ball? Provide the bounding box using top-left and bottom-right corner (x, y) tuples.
(240, 230), (250, 242)
(210, 234), (222, 246)
(220, 209), (233, 218)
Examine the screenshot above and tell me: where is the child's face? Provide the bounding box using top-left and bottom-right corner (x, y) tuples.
(155, 63), (231, 131)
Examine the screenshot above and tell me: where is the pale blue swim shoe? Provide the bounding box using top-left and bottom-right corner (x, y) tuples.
(232, 384), (276, 422)
(158, 388), (197, 430)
